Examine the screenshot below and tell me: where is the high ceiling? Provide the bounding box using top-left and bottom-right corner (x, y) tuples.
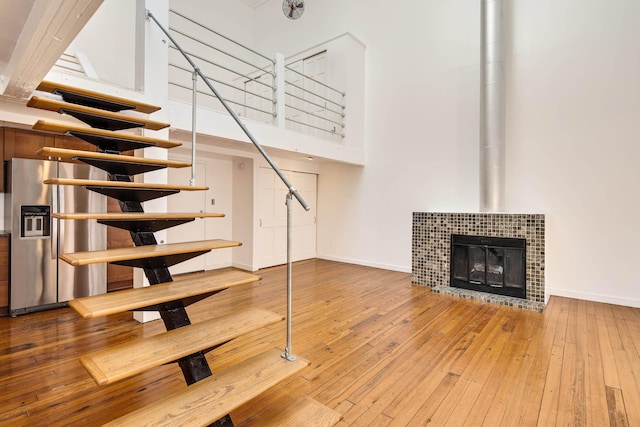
(0, 0), (103, 99)
(240, 0), (269, 8)
(0, 0), (35, 73)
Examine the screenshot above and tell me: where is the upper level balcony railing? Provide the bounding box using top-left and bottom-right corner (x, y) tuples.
(168, 9), (346, 142)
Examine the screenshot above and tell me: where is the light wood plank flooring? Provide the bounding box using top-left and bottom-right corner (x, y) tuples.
(0, 259), (639, 426)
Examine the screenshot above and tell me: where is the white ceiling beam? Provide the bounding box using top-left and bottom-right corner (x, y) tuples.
(1, 0), (103, 99)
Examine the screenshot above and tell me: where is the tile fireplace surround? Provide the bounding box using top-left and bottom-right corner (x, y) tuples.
(412, 212), (545, 311)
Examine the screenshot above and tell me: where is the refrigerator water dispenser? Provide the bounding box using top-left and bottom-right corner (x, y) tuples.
(21, 205), (51, 238)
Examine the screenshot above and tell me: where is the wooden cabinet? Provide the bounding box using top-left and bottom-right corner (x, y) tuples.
(3, 127), (55, 160)
(2, 127), (98, 164)
(0, 235), (9, 316)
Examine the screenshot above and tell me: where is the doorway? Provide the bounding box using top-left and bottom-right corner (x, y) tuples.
(256, 167), (317, 268)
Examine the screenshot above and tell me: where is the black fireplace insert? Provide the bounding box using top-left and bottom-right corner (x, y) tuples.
(450, 234), (526, 299)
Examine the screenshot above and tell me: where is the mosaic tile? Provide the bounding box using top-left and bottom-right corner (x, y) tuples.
(412, 212), (546, 306)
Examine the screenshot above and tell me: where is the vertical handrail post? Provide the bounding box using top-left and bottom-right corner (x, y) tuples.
(274, 53), (286, 129)
(190, 70), (197, 186)
(281, 191), (297, 361)
(147, 10), (307, 364)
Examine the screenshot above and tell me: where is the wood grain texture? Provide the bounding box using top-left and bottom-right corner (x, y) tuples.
(43, 178), (208, 191)
(103, 348), (309, 427)
(33, 120), (182, 149)
(69, 269), (260, 318)
(236, 395), (342, 427)
(0, 260), (639, 426)
(53, 212), (224, 220)
(81, 308), (283, 386)
(36, 80), (161, 114)
(27, 97), (169, 130)
(59, 239), (241, 266)
(37, 147), (191, 168)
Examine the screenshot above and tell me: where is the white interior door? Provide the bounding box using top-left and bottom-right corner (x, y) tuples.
(256, 167), (317, 269)
(257, 167), (289, 268)
(291, 171), (317, 261)
(302, 52), (327, 138)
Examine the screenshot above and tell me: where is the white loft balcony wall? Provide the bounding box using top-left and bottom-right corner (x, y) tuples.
(281, 33), (366, 154)
(166, 30), (365, 165)
(168, 98), (365, 165)
(63, 0), (137, 90)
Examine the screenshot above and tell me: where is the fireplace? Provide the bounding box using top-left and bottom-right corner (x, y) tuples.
(450, 234), (526, 299)
(412, 212), (545, 310)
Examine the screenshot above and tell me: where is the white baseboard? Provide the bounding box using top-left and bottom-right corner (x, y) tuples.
(317, 254), (411, 273)
(231, 261), (257, 272)
(206, 261), (233, 271)
(133, 311), (161, 324)
(547, 287), (640, 308)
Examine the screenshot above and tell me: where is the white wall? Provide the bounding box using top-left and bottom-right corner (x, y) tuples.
(253, 0), (481, 272)
(66, 0), (137, 89)
(5, 0), (638, 307)
(252, 0), (640, 307)
(505, 0), (640, 307)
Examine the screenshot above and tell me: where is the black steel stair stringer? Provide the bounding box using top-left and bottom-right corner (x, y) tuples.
(110, 172), (213, 385)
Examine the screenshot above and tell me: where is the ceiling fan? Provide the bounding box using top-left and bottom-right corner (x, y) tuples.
(282, 0), (305, 20)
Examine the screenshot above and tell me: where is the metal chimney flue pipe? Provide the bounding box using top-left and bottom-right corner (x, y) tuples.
(480, 0), (506, 212)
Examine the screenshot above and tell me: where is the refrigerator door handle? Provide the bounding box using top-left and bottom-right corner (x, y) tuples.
(51, 185), (59, 260)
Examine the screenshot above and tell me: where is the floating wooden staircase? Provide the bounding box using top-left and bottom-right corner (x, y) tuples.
(26, 80), (341, 426)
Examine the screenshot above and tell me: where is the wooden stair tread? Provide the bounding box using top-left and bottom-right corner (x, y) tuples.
(59, 239), (241, 267)
(53, 212), (224, 220)
(103, 348), (309, 427)
(38, 147), (191, 168)
(236, 396), (343, 427)
(27, 96), (169, 130)
(33, 120), (182, 149)
(36, 80), (161, 114)
(43, 178), (208, 191)
(81, 308), (283, 385)
(69, 269), (259, 318)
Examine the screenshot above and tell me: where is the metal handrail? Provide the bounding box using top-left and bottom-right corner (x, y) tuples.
(287, 117), (345, 137)
(171, 83), (275, 116)
(284, 88), (344, 116)
(170, 27), (274, 78)
(168, 9), (346, 141)
(170, 46), (274, 91)
(284, 103), (344, 128)
(284, 64), (344, 96)
(170, 9), (274, 64)
(169, 64), (273, 102)
(148, 10), (308, 365)
(285, 82), (344, 110)
(149, 12), (307, 209)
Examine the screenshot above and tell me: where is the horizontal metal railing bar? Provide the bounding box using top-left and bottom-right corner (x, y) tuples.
(170, 46), (274, 91)
(170, 9), (273, 64)
(170, 82), (275, 116)
(171, 64), (274, 104)
(149, 9), (309, 224)
(284, 80), (344, 110)
(169, 26), (274, 78)
(284, 64), (344, 96)
(286, 117), (345, 137)
(284, 103), (345, 127)
(284, 89), (344, 116)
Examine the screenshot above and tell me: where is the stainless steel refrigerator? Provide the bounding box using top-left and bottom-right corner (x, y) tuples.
(5, 158), (106, 315)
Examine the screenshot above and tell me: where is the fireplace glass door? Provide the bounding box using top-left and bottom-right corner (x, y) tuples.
(450, 235), (526, 299)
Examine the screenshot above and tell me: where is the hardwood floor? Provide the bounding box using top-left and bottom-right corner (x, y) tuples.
(1, 259), (639, 426)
